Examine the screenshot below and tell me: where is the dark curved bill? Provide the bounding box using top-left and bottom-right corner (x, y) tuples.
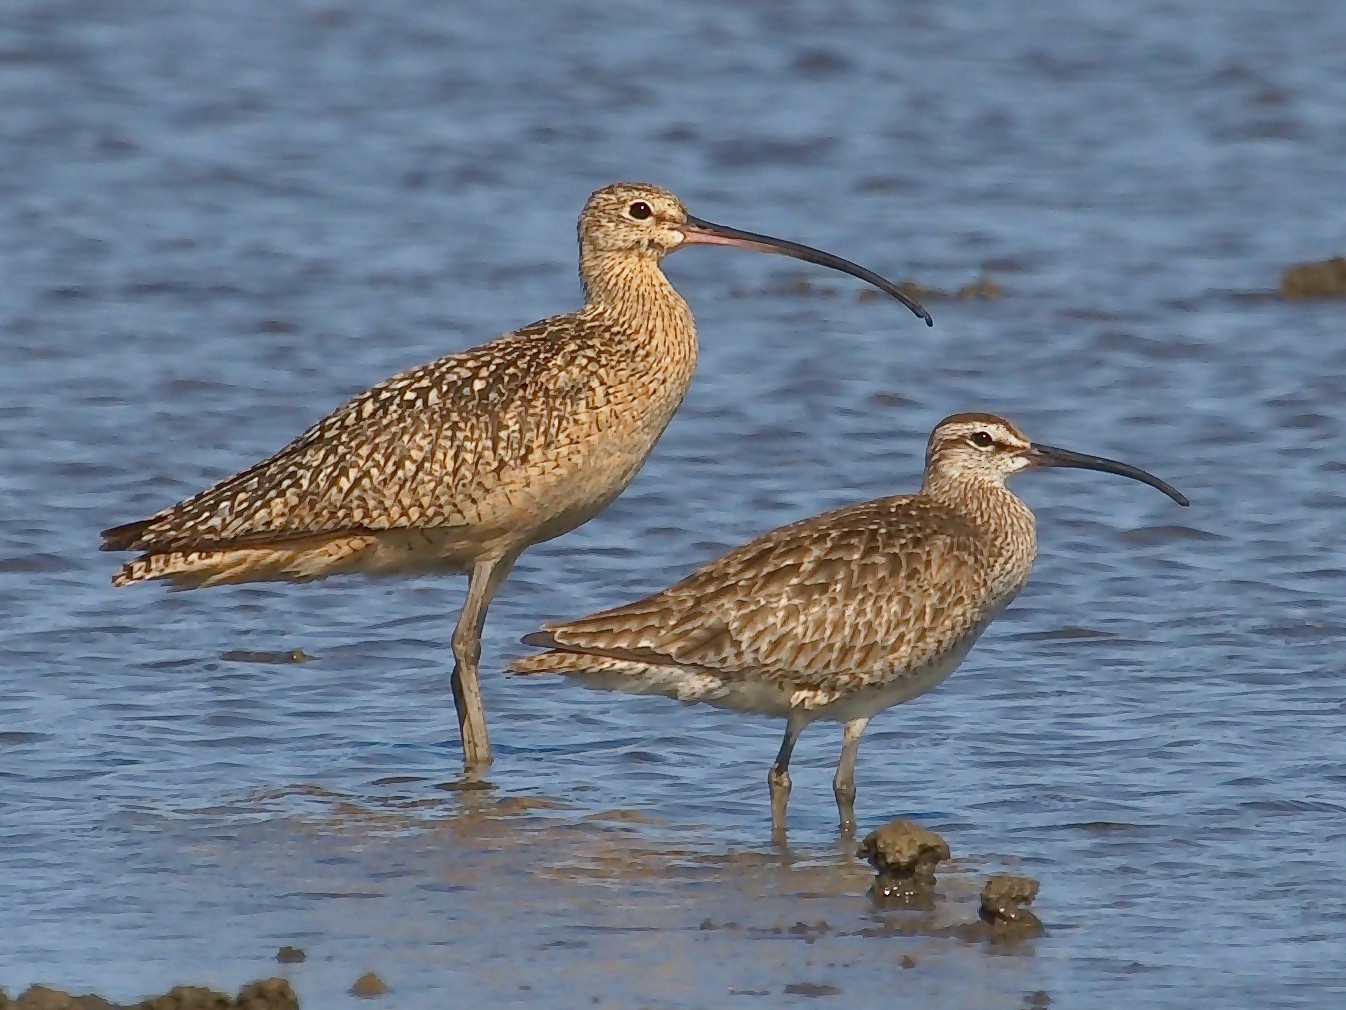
(1027, 442), (1189, 506)
(679, 214), (934, 327)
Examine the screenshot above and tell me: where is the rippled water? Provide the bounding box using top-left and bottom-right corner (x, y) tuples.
(3, 1), (1345, 1007)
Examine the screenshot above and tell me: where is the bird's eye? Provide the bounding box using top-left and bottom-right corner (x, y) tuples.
(970, 431), (994, 448)
(628, 201), (653, 220)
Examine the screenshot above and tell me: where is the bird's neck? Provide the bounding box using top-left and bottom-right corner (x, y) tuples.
(923, 473), (1037, 596)
(579, 251), (696, 345)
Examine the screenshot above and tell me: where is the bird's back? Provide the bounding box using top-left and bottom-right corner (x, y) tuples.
(515, 495), (1008, 694)
(103, 309), (697, 581)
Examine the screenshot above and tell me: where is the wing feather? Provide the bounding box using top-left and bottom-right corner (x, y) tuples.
(537, 497), (998, 691)
(101, 317), (604, 553)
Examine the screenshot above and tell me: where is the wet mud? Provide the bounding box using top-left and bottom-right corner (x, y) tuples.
(853, 819), (1043, 944)
(783, 981), (841, 997)
(979, 875), (1042, 928)
(1, 787), (1050, 1006)
(857, 819), (952, 909)
(948, 875), (1046, 943)
(733, 273), (1002, 301)
(219, 650), (314, 665)
(347, 975), (387, 1000)
(858, 276), (1003, 302)
(0, 980), (297, 1010)
(1280, 256), (1346, 298)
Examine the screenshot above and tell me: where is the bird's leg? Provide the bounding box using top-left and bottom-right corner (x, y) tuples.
(833, 717), (870, 837)
(450, 551), (520, 776)
(768, 712), (808, 844)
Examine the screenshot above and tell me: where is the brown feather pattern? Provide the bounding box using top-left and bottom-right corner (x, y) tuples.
(513, 494), (1021, 694)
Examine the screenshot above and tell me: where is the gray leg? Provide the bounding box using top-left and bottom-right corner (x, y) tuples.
(768, 711), (808, 842)
(451, 551), (520, 775)
(833, 717), (870, 835)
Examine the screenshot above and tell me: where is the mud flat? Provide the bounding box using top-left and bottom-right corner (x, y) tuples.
(1281, 256), (1346, 298)
(859, 276), (1003, 302)
(0, 979), (297, 1010)
(734, 272), (1003, 301)
(11, 791), (1049, 1007)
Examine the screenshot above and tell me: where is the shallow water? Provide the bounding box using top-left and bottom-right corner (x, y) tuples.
(3, 0), (1346, 1007)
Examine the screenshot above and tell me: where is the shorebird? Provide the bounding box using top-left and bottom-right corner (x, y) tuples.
(101, 182), (932, 775)
(511, 413), (1188, 836)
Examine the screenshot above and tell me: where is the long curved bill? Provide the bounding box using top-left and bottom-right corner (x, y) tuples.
(1027, 443), (1190, 506)
(679, 214), (934, 327)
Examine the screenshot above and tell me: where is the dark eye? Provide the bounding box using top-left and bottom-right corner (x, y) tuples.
(970, 431), (994, 448)
(628, 201), (653, 220)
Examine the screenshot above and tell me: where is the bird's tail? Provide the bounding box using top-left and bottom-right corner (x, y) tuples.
(509, 649), (745, 707)
(109, 535), (376, 590)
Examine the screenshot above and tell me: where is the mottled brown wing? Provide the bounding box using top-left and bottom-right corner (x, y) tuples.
(102, 318), (601, 553)
(532, 497), (996, 691)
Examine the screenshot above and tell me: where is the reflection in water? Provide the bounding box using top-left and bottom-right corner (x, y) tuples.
(103, 786), (1023, 1007)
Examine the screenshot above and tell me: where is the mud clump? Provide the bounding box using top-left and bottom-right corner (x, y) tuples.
(0, 980), (298, 1010)
(857, 819), (951, 875)
(783, 982), (841, 997)
(856, 819), (951, 908)
(220, 649), (313, 664)
(939, 875), (1044, 943)
(979, 874), (1041, 930)
(348, 974), (387, 999)
(744, 274), (1002, 302)
(955, 276), (1002, 299)
(785, 920), (831, 944)
(137, 986), (229, 1010)
(858, 276), (1002, 303)
(1281, 257), (1346, 299)
(0, 985), (110, 1010)
(231, 980), (298, 1010)
(944, 874), (1046, 943)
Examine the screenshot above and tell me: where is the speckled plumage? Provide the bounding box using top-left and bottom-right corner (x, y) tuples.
(512, 413), (1188, 837)
(514, 495), (1017, 700)
(102, 181), (929, 774)
(103, 305), (695, 581)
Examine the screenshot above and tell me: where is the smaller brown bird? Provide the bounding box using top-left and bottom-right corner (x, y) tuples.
(511, 413), (1189, 839)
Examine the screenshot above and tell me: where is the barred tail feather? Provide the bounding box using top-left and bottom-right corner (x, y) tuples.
(508, 650), (744, 707)
(110, 535), (378, 590)
(112, 549), (302, 590)
(100, 518), (154, 552)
